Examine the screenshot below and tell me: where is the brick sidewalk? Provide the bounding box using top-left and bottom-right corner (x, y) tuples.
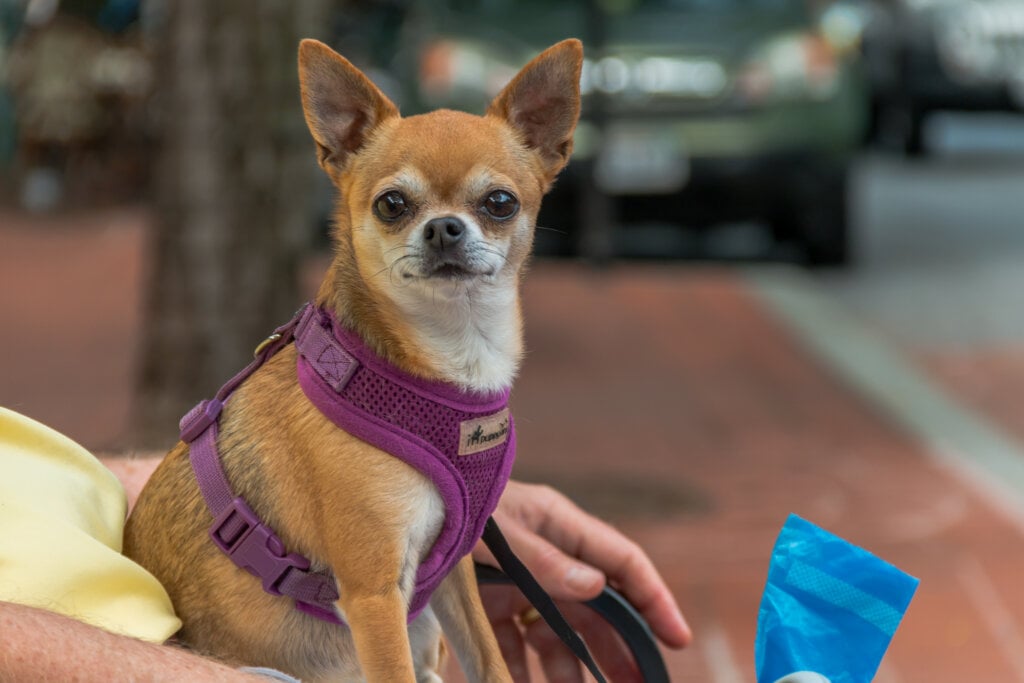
(512, 266), (1024, 681)
(4, 209), (1024, 680)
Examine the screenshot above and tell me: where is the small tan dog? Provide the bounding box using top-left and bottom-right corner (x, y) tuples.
(124, 38), (582, 682)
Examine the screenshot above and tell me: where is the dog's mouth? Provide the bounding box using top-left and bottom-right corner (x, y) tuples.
(403, 263), (487, 282)
(428, 263), (480, 280)
(413, 254), (496, 281)
(399, 244), (501, 282)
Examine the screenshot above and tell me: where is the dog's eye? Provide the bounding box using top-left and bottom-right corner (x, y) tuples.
(482, 190), (519, 220)
(374, 191), (408, 222)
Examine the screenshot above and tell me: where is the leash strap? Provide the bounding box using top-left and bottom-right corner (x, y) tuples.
(476, 564), (671, 683)
(481, 517), (607, 682)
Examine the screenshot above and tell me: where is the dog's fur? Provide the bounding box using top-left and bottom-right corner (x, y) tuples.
(123, 39), (582, 682)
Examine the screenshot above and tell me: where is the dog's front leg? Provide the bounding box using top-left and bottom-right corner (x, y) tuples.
(342, 584), (417, 682)
(430, 556), (513, 683)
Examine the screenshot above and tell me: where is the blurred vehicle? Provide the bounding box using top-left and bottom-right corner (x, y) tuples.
(861, 0), (1024, 156)
(384, 0), (869, 266)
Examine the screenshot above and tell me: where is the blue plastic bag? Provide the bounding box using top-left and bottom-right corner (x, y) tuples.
(755, 514), (918, 683)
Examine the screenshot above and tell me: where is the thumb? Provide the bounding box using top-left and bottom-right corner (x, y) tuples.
(497, 517), (607, 602)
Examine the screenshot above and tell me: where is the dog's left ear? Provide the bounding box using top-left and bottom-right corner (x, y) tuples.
(487, 39), (583, 185)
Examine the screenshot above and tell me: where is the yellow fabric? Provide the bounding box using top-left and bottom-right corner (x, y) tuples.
(0, 407), (181, 642)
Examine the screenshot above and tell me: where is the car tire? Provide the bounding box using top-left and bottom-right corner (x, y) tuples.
(904, 107), (927, 157)
(772, 164), (851, 268)
(801, 165), (850, 267)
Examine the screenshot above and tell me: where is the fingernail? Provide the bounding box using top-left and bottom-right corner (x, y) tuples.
(565, 565), (603, 594)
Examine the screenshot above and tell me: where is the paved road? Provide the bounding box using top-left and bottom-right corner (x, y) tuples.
(822, 148), (1024, 349)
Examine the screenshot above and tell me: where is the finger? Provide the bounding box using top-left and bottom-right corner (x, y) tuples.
(478, 584), (532, 622)
(523, 616), (584, 683)
(481, 585), (641, 681)
(534, 493), (692, 648)
(558, 601), (642, 683)
(478, 585), (534, 681)
(497, 516), (606, 602)
(491, 617), (531, 683)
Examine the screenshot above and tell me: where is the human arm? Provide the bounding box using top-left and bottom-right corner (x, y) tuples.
(473, 480), (692, 682)
(20, 456), (295, 682)
(0, 600), (268, 683)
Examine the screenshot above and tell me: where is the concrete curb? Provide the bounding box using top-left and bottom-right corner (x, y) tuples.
(748, 267), (1024, 536)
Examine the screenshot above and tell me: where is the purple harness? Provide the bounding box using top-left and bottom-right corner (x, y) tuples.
(180, 303), (516, 624)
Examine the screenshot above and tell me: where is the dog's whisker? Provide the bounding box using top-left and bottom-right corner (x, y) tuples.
(481, 245), (511, 264)
(371, 264), (394, 279)
(389, 254), (418, 288)
(374, 252), (417, 284)
(535, 224), (567, 235)
(383, 243), (412, 257)
(476, 245), (511, 270)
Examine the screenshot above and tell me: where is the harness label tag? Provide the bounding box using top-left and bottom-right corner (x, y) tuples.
(459, 408), (511, 456)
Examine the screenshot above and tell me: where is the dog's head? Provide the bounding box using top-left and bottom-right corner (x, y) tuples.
(298, 39), (582, 302)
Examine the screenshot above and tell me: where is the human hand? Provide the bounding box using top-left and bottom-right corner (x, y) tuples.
(473, 481), (691, 682)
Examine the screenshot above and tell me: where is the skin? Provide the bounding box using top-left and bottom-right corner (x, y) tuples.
(0, 600), (268, 683)
(109, 457), (692, 682)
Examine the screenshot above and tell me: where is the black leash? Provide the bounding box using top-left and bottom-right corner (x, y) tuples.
(481, 517), (607, 682)
(476, 565), (671, 683)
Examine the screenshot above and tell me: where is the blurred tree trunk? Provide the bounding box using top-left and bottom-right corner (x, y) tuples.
(133, 0), (330, 446)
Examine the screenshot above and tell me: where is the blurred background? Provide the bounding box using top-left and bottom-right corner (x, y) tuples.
(4, 0), (1024, 679)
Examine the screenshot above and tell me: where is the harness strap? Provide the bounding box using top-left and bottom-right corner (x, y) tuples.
(181, 306), (343, 623)
(481, 517), (608, 683)
(181, 304), (609, 682)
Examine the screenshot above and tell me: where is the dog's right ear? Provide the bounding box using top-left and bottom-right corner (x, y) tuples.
(298, 39), (398, 178)
(487, 39), (583, 187)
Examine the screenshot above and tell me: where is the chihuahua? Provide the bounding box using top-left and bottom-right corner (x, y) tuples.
(124, 38), (582, 682)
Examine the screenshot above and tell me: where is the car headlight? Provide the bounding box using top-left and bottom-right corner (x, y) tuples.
(581, 55), (728, 99)
(737, 32), (840, 104)
(819, 2), (870, 56)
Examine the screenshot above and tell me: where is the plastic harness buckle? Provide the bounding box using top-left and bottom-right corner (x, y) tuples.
(209, 497), (312, 596)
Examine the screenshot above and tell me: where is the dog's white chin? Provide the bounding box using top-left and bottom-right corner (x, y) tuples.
(409, 271), (500, 301)
(384, 264), (521, 391)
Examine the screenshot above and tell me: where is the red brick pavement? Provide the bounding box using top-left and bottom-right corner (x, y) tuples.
(511, 266), (1024, 681)
(4, 208), (1024, 681)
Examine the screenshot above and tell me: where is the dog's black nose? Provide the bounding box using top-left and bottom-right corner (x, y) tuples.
(424, 216), (465, 251)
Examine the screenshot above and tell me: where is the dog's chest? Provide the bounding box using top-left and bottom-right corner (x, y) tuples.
(393, 282), (522, 393)
(397, 472), (447, 602)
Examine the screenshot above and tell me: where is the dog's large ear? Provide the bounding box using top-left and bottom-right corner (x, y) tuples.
(298, 39), (399, 178)
(487, 39), (583, 185)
